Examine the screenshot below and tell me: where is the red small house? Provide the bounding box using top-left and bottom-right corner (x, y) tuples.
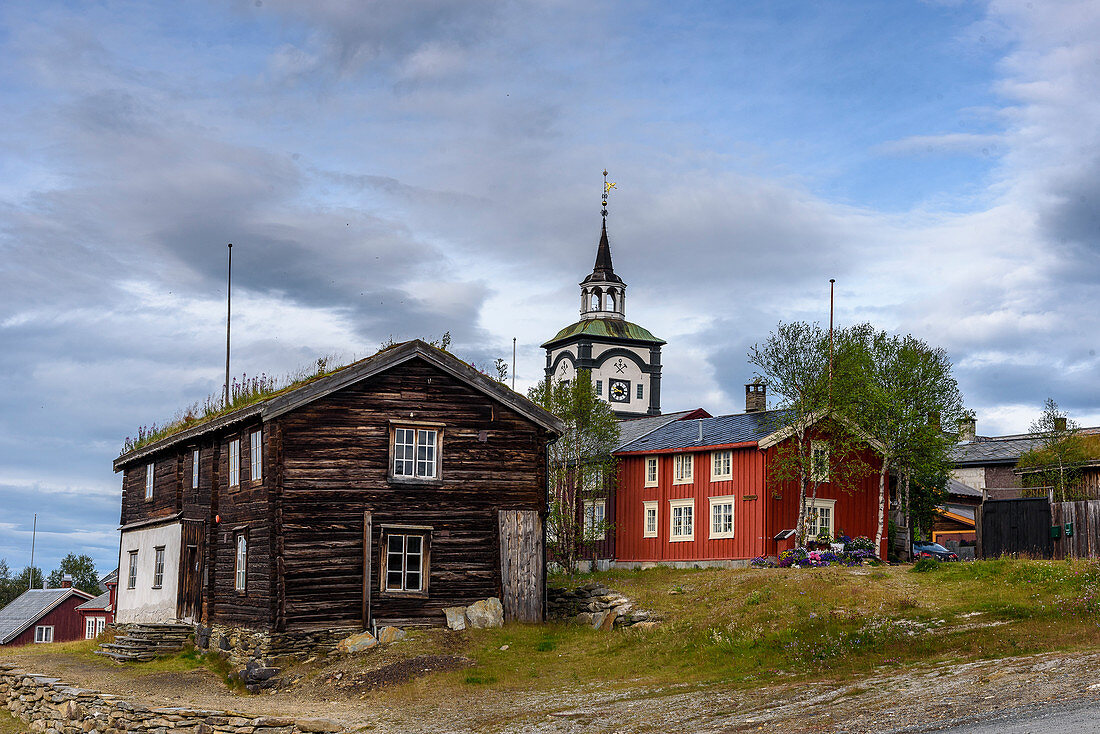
(612, 385), (888, 565)
(76, 570), (117, 640)
(0, 587), (95, 647)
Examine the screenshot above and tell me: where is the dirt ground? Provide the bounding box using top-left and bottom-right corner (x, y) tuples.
(5, 639), (1100, 733)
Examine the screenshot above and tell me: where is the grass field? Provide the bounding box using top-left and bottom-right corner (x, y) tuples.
(439, 558), (1100, 692)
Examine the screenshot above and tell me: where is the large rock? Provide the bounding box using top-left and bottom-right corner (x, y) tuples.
(466, 598), (504, 629)
(443, 607), (467, 631)
(335, 631), (378, 654)
(376, 627), (406, 644)
(296, 718), (344, 732)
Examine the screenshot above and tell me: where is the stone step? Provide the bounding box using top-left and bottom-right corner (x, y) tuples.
(93, 650), (156, 662)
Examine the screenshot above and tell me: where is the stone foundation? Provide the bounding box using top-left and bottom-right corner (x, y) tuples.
(0, 662), (345, 734)
(197, 624), (360, 667)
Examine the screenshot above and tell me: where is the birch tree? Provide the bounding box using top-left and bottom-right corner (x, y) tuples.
(1017, 398), (1089, 502)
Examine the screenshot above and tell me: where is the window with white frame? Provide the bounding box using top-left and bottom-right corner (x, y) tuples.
(34, 626), (53, 644)
(673, 454), (694, 484)
(145, 463), (154, 500)
(583, 499), (606, 540)
(642, 501), (658, 538)
(804, 498), (837, 538)
(228, 439), (240, 487)
(85, 616), (106, 640)
(711, 450), (732, 481)
(669, 499), (694, 541)
(250, 429), (262, 482)
(811, 441), (830, 483)
(127, 551), (138, 589)
(644, 456), (659, 487)
(152, 547), (165, 588)
(384, 531), (427, 593)
(392, 427), (440, 479)
(192, 449), (200, 489)
(235, 534), (248, 591)
(709, 495), (736, 539)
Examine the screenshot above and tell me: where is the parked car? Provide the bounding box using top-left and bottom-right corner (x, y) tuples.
(912, 541), (959, 561)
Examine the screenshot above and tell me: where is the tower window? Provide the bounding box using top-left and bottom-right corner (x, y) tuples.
(637, 384), (644, 400)
(595, 380), (602, 395)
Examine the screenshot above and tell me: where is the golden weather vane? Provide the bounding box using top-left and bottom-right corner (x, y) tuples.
(602, 169), (616, 217)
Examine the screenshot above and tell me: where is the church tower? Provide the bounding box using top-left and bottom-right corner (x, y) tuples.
(541, 174), (665, 418)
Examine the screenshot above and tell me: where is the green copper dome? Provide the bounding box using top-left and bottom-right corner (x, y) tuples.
(541, 318), (665, 348)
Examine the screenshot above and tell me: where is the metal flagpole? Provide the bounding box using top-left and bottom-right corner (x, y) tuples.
(224, 243), (232, 408)
(512, 337), (516, 391)
(28, 513), (36, 591)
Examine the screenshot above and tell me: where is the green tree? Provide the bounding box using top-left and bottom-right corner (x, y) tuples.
(840, 327), (964, 553)
(14, 566), (44, 594)
(748, 322), (874, 545)
(0, 558), (16, 609)
(529, 371), (620, 573)
(1016, 398), (1090, 502)
(47, 554), (101, 595)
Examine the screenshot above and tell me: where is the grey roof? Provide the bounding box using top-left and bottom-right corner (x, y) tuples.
(101, 568), (118, 585)
(117, 340), (566, 469)
(0, 588), (92, 644)
(951, 436), (1046, 466)
(76, 591), (111, 612)
(616, 410), (788, 453)
(946, 478), (984, 498)
(615, 410), (706, 451)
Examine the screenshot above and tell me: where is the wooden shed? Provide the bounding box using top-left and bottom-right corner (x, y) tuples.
(112, 340), (564, 639)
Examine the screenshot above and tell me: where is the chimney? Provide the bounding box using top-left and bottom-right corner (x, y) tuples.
(958, 415), (976, 442)
(1054, 416), (1068, 433)
(61, 574), (73, 589)
(745, 382), (767, 413)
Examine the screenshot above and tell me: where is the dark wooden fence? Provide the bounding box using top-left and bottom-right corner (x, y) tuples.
(1050, 500), (1100, 560)
(977, 498), (1052, 559)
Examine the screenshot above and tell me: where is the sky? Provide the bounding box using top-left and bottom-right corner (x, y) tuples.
(1, 0), (1098, 577)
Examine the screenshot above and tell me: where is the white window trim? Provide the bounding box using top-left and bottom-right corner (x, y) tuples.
(85, 617), (97, 640)
(642, 500), (659, 538)
(708, 494), (737, 539)
(392, 427), (442, 480)
(34, 625), (53, 644)
(191, 449), (200, 489)
(583, 499), (606, 540)
(228, 439), (240, 488)
(805, 497), (837, 537)
(127, 550), (138, 589)
(673, 454), (694, 485)
(711, 450), (732, 481)
(152, 547), (165, 589)
(383, 531), (428, 594)
(669, 498), (695, 542)
(250, 430), (262, 482)
(235, 534), (248, 592)
(811, 441), (830, 483)
(644, 456), (659, 487)
(144, 463), (154, 501)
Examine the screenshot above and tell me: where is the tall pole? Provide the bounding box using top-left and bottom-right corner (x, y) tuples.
(28, 513), (36, 591)
(511, 337), (516, 392)
(224, 243), (233, 408)
(828, 278), (835, 406)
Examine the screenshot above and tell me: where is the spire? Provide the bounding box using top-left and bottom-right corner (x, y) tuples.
(582, 170), (623, 285)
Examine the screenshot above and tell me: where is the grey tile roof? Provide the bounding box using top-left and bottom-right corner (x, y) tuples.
(75, 591), (111, 612)
(101, 569), (118, 585)
(946, 478), (984, 498)
(0, 588), (86, 644)
(951, 436), (1046, 466)
(615, 410), (701, 451)
(616, 410), (789, 453)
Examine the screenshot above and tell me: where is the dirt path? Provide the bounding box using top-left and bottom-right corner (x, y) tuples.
(4, 646), (1100, 732)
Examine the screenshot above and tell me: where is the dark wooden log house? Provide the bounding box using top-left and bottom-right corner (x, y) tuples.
(111, 340), (564, 639)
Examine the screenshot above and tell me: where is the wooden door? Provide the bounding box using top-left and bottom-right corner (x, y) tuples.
(498, 509), (544, 622)
(177, 521), (205, 621)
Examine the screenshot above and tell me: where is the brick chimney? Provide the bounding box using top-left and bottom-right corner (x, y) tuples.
(745, 382), (766, 413)
(61, 574), (73, 589)
(957, 415), (976, 442)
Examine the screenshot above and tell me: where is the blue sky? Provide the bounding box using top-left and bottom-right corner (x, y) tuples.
(1, 0), (1098, 577)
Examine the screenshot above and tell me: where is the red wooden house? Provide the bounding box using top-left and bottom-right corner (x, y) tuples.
(0, 586), (95, 647)
(612, 385), (888, 565)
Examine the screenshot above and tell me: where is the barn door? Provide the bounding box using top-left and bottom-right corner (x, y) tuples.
(498, 509), (544, 622)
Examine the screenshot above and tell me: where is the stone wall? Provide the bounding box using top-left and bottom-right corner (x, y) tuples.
(0, 662), (345, 734)
(546, 583), (658, 630)
(197, 625), (359, 667)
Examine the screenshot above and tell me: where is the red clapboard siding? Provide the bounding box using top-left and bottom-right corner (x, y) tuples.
(615, 447), (768, 562)
(4, 593), (91, 647)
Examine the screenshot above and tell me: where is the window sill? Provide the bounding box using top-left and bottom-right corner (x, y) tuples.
(380, 589), (429, 599)
(643, 482), (659, 488)
(387, 476), (442, 486)
(709, 533), (736, 540)
(151, 586), (162, 590)
(669, 535), (694, 542)
(672, 479), (693, 486)
(711, 475), (732, 482)
(642, 533), (658, 539)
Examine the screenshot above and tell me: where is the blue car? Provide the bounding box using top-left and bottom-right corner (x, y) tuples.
(912, 541), (959, 561)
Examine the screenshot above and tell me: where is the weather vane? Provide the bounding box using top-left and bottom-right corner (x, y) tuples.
(602, 169), (616, 218)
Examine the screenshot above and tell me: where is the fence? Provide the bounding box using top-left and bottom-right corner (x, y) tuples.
(1050, 500), (1100, 560)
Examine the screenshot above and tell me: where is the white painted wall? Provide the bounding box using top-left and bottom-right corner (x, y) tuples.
(951, 467), (986, 490)
(116, 523), (181, 623)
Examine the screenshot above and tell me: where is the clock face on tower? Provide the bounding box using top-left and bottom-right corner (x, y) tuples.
(609, 379), (630, 403)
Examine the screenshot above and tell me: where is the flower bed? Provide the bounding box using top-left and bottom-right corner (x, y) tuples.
(751, 536), (881, 568)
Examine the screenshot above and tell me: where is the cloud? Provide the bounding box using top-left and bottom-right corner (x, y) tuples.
(875, 133), (1004, 157)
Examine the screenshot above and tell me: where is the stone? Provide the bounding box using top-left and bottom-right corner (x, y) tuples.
(375, 627), (406, 645)
(590, 611), (608, 629)
(335, 632), (378, 654)
(574, 612), (595, 626)
(295, 718), (343, 733)
(443, 607), (467, 631)
(598, 609), (620, 631)
(632, 621), (660, 631)
(465, 598), (504, 629)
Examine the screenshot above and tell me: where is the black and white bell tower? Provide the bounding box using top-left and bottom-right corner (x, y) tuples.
(541, 173), (665, 418)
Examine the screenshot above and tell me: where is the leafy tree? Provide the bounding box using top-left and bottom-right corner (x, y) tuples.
(47, 554), (101, 595)
(748, 322), (874, 545)
(14, 566), (44, 594)
(0, 558), (17, 609)
(839, 327), (964, 553)
(529, 371), (620, 573)
(1016, 398), (1091, 502)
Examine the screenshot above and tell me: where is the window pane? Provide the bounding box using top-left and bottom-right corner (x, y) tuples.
(387, 570), (404, 590)
(192, 450), (200, 489)
(406, 535), (422, 554)
(404, 571), (421, 591)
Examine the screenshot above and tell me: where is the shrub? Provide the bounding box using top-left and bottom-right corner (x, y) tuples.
(912, 557), (940, 573)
